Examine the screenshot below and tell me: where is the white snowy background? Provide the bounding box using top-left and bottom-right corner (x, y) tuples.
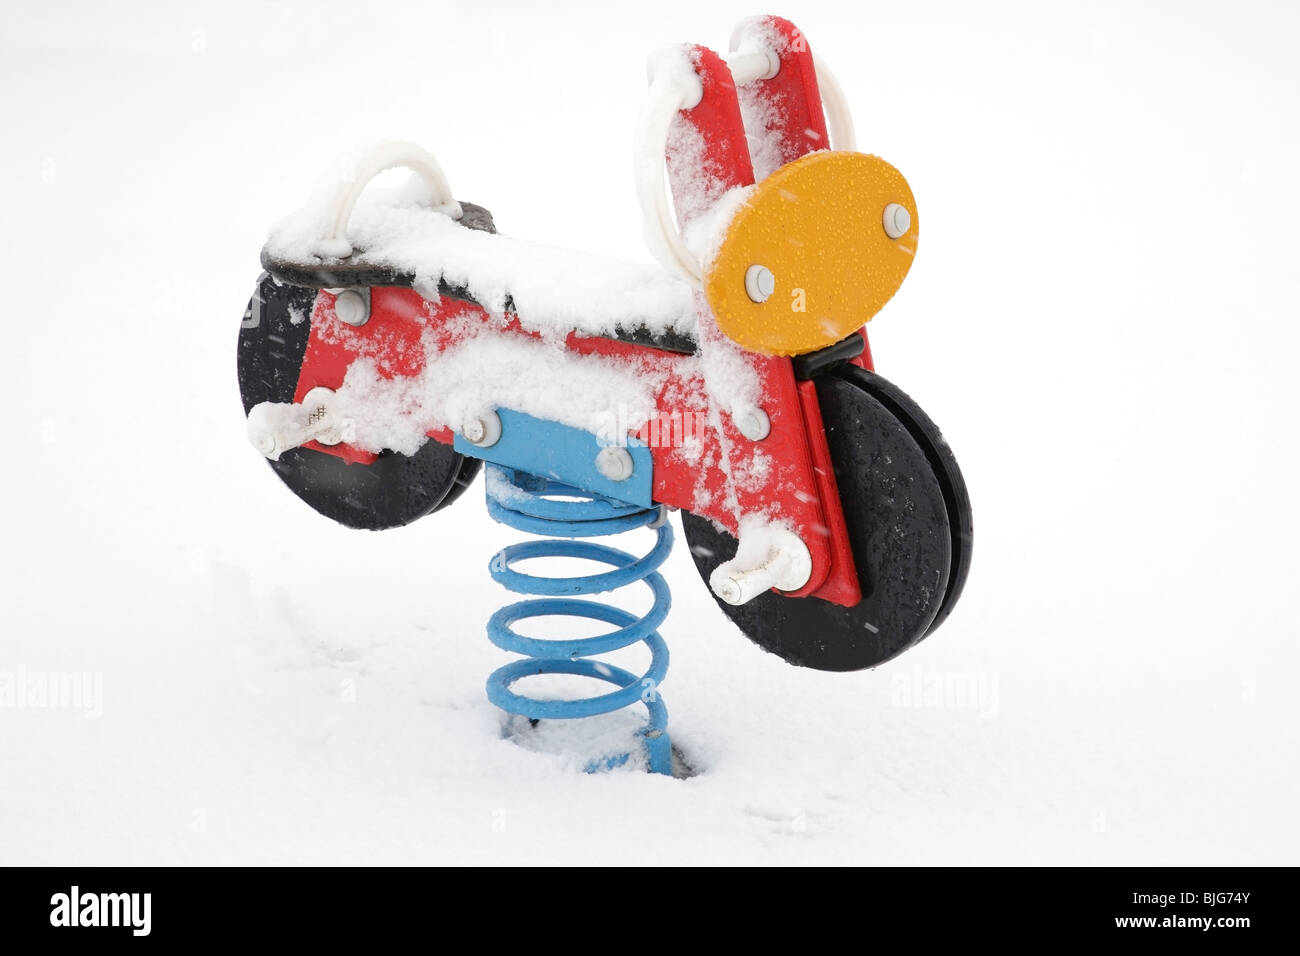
(2, 0), (1297, 864)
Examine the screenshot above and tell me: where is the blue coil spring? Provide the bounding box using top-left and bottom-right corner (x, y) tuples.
(483, 465), (674, 775)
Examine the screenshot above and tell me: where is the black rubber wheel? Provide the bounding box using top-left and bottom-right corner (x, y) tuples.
(237, 272), (479, 530)
(682, 365), (970, 671)
(851, 368), (972, 635)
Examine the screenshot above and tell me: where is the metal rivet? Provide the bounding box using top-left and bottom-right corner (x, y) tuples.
(883, 203), (911, 239)
(595, 446), (635, 481)
(744, 264), (776, 303)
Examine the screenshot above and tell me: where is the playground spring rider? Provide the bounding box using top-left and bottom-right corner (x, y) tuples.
(238, 16), (973, 774)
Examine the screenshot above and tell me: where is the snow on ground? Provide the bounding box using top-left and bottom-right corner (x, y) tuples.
(1, 0), (1298, 865)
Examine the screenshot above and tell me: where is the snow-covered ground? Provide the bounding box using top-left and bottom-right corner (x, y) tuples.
(2, 0), (1297, 864)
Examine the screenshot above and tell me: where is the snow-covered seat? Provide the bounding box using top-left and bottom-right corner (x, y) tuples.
(261, 199), (699, 355)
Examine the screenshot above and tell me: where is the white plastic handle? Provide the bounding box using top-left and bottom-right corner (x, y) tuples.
(634, 48), (855, 285)
(313, 141), (462, 259)
(633, 59), (706, 287)
(811, 54), (856, 152)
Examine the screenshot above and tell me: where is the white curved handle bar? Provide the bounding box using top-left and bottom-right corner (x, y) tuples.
(314, 141), (462, 259)
(634, 65), (707, 287)
(811, 54), (856, 154)
(634, 49), (854, 285)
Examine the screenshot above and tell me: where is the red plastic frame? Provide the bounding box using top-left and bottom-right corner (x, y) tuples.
(291, 17), (868, 607)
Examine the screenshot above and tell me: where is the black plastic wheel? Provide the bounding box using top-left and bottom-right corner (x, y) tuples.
(237, 272), (479, 531)
(682, 365), (971, 671)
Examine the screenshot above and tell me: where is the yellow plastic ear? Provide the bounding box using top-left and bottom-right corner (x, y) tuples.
(704, 151), (918, 356)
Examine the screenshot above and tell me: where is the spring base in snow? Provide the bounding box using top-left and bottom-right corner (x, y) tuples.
(483, 465), (675, 775)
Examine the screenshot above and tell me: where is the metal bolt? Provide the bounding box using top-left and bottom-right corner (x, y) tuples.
(334, 289), (370, 326)
(708, 528), (813, 606)
(712, 576), (743, 605)
(300, 386), (347, 446)
(462, 410), (502, 448)
(883, 203), (911, 239)
(734, 406), (771, 442)
(595, 446), (635, 481)
(251, 430), (278, 458)
(744, 264), (776, 303)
